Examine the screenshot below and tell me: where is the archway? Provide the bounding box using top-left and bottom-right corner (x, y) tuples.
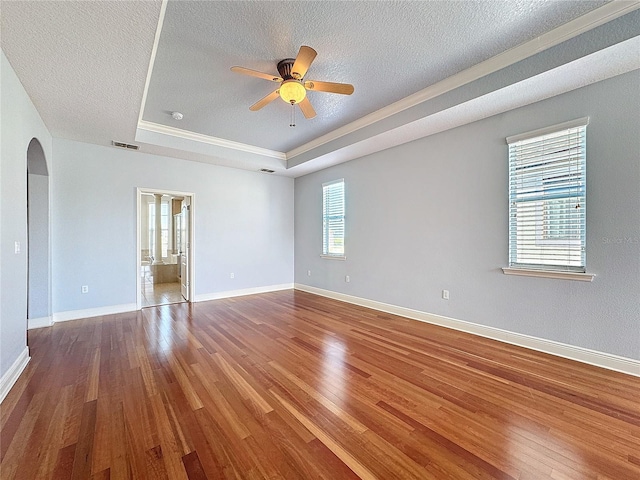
(26, 138), (51, 328)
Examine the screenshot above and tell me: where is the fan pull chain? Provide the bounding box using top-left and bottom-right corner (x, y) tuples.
(290, 103), (296, 127)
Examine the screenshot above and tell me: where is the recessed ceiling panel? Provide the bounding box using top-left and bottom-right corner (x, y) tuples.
(142, 0), (608, 153)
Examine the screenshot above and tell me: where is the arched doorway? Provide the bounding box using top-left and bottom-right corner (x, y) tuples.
(27, 138), (51, 328)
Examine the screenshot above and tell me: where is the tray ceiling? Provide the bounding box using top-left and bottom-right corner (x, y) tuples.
(142, 0), (608, 153)
(2, 1), (639, 176)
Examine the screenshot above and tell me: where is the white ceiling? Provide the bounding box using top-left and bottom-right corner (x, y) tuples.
(2, 1), (639, 177)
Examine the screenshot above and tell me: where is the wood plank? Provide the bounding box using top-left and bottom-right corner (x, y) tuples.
(270, 388), (378, 480)
(181, 450), (208, 480)
(71, 399), (98, 480)
(51, 443), (77, 480)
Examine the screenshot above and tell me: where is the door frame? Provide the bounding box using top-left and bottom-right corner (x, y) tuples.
(136, 187), (195, 309)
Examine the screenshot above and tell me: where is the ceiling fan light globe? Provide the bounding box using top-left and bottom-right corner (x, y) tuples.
(279, 79), (306, 105)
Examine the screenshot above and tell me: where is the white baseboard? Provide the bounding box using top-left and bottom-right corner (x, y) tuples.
(53, 303), (137, 323)
(195, 283), (294, 303)
(0, 347), (30, 403)
(294, 284), (640, 377)
(28, 316), (52, 330)
(49, 285), (292, 321)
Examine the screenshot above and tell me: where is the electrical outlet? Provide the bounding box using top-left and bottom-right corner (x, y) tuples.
(81, 285), (89, 294)
(230, 272), (234, 279)
(345, 275), (350, 283)
(307, 270), (311, 276)
(442, 289), (449, 300)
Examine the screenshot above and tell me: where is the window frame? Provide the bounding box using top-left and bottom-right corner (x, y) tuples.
(321, 179), (346, 260)
(503, 118), (594, 282)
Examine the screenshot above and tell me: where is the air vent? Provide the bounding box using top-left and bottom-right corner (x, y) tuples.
(260, 168), (275, 174)
(112, 141), (139, 150)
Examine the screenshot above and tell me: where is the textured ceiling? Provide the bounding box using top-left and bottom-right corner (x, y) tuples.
(1, 0), (162, 147)
(143, 0), (609, 152)
(2, 0), (637, 176)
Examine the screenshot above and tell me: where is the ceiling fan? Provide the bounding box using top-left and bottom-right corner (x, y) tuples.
(231, 46), (354, 120)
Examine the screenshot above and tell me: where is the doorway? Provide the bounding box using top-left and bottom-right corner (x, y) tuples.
(136, 188), (194, 309)
(27, 138), (51, 329)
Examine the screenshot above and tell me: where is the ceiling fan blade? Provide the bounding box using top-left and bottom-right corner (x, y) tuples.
(249, 89), (280, 111)
(298, 97), (316, 119)
(305, 80), (354, 95)
(291, 46), (317, 80)
(231, 66), (282, 83)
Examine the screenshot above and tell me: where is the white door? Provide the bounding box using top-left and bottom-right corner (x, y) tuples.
(180, 203), (190, 300)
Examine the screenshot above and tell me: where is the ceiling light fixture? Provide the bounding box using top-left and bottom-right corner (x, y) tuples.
(171, 111), (184, 120)
(279, 79), (306, 105)
(231, 46), (353, 122)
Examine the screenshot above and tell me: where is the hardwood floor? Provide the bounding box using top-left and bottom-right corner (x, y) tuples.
(1, 290), (639, 479)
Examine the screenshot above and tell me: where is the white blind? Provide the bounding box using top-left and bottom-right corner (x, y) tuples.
(508, 121), (587, 272)
(322, 180), (345, 256)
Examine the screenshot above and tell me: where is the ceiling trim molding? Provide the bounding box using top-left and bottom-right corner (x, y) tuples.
(137, 0), (168, 127)
(137, 120), (287, 160)
(285, 37), (640, 178)
(285, 0), (640, 161)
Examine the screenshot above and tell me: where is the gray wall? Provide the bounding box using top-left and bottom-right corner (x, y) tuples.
(0, 51), (52, 378)
(51, 138), (294, 313)
(27, 173), (50, 319)
(294, 71), (640, 360)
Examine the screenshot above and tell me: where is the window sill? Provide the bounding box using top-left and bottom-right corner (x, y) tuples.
(502, 267), (595, 282)
(321, 255), (346, 261)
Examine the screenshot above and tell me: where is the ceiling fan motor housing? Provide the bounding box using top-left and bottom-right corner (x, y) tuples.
(277, 59), (297, 80)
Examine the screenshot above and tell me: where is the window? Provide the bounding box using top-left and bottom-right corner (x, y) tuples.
(507, 118), (588, 273)
(322, 179), (345, 257)
(149, 201), (170, 258)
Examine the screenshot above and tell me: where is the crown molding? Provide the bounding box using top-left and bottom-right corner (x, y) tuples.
(137, 120), (287, 160)
(137, 0), (168, 128)
(285, 0), (640, 161)
(285, 36), (640, 177)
